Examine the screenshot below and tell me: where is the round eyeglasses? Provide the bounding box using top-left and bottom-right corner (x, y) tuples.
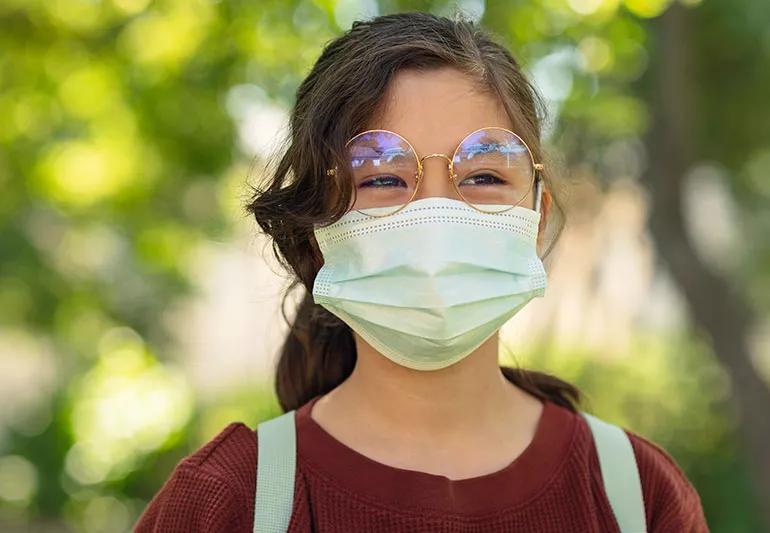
(325, 126), (544, 218)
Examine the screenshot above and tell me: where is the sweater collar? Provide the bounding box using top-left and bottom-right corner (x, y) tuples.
(293, 393), (578, 515)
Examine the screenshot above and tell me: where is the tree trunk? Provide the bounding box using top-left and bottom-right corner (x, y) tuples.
(644, 3), (770, 528)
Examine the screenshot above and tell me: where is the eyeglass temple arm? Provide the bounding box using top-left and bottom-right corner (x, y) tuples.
(533, 164), (544, 214)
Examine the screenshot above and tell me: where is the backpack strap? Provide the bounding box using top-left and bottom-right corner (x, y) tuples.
(581, 411), (647, 533)
(253, 410), (297, 533)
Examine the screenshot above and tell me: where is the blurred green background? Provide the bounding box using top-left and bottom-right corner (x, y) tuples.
(1, 0), (769, 531)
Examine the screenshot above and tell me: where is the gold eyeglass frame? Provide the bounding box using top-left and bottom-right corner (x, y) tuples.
(325, 126), (545, 218)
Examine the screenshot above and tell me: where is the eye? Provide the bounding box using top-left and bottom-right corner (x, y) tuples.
(359, 175), (407, 188)
(458, 173), (506, 186)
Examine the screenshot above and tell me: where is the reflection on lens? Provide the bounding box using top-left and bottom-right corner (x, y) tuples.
(452, 127), (535, 213)
(346, 130), (419, 216)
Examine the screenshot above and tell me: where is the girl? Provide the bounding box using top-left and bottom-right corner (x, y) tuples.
(136, 12), (708, 533)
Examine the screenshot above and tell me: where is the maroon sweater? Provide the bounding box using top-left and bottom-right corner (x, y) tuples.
(135, 394), (708, 532)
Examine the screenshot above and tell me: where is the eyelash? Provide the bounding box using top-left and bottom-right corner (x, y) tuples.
(359, 175), (407, 188)
(358, 173), (506, 188)
(458, 174), (506, 186)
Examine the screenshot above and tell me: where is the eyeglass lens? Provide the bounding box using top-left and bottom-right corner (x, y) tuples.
(345, 128), (535, 215)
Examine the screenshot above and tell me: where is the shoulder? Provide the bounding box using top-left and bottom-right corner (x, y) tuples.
(623, 427), (709, 532)
(572, 409), (709, 532)
(134, 422), (257, 532)
(180, 421), (258, 479)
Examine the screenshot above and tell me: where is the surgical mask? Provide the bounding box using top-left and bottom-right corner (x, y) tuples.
(311, 197), (547, 370)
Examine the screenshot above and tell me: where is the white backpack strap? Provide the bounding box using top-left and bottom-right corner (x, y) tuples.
(581, 412), (647, 533)
(253, 410), (297, 533)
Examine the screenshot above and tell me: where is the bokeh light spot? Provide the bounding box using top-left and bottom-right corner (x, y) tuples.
(66, 327), (193, 485)
(35, 136), (137, 208)
(623, 0), (673, 18)
(0, 455), (38, 504)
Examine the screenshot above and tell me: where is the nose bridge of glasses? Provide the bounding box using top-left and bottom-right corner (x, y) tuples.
(414, 152), (462, 201)
(419, 152), (452, 163)
(418, 153), (454, 180)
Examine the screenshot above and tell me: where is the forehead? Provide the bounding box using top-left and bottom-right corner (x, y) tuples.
(368, 67), (514, 153)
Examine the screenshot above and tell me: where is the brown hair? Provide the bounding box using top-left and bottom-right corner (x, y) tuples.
(244, 12), (581, 413)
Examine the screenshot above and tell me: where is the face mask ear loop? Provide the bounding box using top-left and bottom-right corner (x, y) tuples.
(534, 173), (543, 214)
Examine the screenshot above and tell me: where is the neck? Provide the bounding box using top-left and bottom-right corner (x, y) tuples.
(325, 332), (525, 440)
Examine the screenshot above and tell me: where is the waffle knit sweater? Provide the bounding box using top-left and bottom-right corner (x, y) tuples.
(135, 394), (708, 532)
